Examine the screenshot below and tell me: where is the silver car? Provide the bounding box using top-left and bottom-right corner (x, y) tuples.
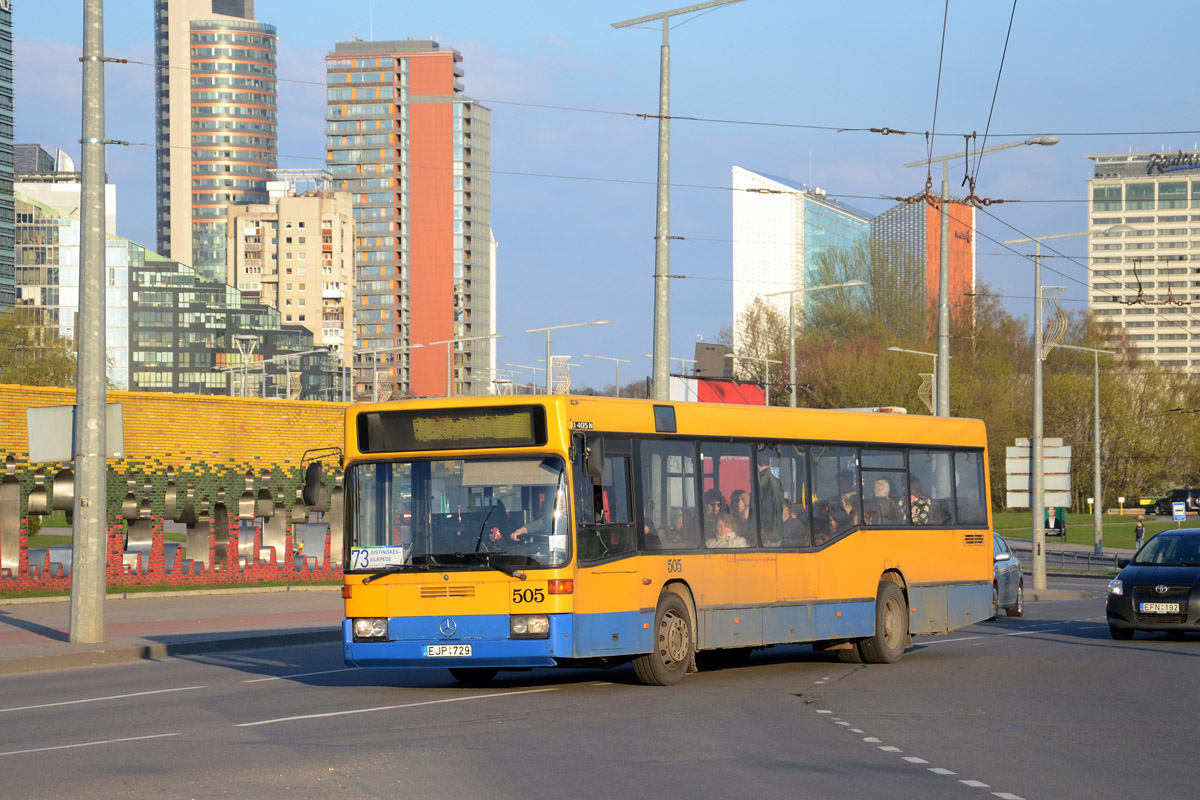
(992, 533), (1024, 618)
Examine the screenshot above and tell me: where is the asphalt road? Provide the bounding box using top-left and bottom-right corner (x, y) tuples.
(0, 576), (1193, 800)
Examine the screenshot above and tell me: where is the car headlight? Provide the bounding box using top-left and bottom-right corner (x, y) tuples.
(352, 617), (388, 640)
(510, 614), (550, 639)
(1108, 578), (1123, 596)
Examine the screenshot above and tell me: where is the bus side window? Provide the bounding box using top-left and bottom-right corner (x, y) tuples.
(577, 451), (637, 562)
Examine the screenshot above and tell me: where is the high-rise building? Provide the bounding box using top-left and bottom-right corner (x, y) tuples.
(1088, 150), (1200, 374)
(224, 173), (356, 373)
(154, 0), (277, 281)
(731, 167), (871, 348)
(326, 39), (496, 400)
(870, 198), (977, 333)
(0, 0), (14, 307)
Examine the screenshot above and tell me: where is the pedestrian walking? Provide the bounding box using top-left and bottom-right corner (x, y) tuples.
(1134, 518), (1146, 550)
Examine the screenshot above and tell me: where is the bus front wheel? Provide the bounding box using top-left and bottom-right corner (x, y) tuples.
(859, 582), (908, 664)
(633, 592), (694, 686)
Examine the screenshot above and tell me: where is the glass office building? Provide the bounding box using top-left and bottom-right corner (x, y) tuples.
(731, 167), (872, 347)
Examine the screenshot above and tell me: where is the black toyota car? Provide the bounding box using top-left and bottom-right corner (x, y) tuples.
(1107, 528), (1200, 640)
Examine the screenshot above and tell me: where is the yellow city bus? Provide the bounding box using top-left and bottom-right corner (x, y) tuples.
(327, 395), (994, 685)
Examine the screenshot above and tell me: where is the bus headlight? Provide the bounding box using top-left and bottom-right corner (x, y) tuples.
(510, 614), (550, 639)
(352, 617), (388, 640)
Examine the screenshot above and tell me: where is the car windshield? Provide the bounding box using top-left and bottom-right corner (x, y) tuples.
(346, 456), (570, 572)
(1134, 534), (1200, 566)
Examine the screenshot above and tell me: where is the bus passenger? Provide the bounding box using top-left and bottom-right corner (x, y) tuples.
(706, 511), (748, 549)
(730, 489), (752, 537)
(781, 500), (809, 546)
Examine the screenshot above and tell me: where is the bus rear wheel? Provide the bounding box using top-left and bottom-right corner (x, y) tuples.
(449, 668), (498, 685)
(859, 582), (908, 664)
(633, 592), (694, 686)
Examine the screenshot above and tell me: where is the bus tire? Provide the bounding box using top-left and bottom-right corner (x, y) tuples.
(836, 643), (864, 664)
(449, 668), (498, 685)
(633, 592), (694, 686)
(859, 582), (908, 664)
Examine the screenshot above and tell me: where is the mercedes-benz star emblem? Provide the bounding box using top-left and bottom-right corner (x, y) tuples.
(1155, 585), (1169, 595)
(439, 618), (457, 637)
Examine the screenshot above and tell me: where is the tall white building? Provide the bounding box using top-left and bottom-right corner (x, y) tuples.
(731, 167), (871, 349)
(1088, 150), (1200, 374)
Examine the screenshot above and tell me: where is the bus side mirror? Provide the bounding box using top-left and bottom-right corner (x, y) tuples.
(302, 461), (324, 506)
(583, 436), (606, 479)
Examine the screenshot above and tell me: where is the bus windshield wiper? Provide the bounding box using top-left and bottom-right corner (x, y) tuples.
(471, 551), (526, 581)
(361, 564), (410, 584)
(475, 500), (504, 553)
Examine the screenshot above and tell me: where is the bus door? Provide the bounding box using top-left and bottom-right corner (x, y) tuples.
(572, 435), (643, 655)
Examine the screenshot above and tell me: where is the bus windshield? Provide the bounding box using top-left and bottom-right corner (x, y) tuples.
(346, 456), (570, 572)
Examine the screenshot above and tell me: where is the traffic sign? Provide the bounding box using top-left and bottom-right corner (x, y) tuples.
(1173, 502), (1186, 522)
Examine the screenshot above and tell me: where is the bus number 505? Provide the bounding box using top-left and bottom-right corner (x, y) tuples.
(513, 587), (546, 604)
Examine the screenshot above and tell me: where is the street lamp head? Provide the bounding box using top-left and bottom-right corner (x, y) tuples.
(1023, 135), (1059, 147)
(233, 334), (259, 342)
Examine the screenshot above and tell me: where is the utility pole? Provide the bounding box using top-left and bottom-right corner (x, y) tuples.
(70, 0), (107, 643)
(613, 0), (744, 400)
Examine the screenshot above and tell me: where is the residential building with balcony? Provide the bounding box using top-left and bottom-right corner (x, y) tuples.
(224, 175), (355, 373)
(326, 38), (496, 400)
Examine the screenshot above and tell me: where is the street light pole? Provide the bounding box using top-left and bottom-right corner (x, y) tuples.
(765, 280), (865, 408)
(905, 135), (1058, 417)
(886, 346), (940, 413)
(613, 0), (744, 401)
(1051, 343), (1114, 556)
(424, 333), (504, 397)
(525, 320), (611, 394)
(582, 354), (632, 397)
(1005, 229), (1088, 591)
(360, 342), (425, 402)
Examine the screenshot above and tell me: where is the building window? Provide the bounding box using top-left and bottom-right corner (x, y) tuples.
(1092, 185), (1121, 212)
(1127, 183), (1155, 210)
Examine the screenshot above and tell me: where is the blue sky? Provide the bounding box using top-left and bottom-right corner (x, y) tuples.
(14, 1), (1200, 391)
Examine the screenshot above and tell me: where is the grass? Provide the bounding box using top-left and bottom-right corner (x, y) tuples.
(991, 510), (1186, 549)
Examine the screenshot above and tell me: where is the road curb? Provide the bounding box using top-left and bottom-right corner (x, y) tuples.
(0, 628), (342, 676)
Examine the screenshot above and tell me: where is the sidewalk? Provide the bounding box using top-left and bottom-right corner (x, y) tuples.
(0, 585), (343, 676)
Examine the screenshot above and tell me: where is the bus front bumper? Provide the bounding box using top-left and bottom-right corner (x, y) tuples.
(343, 614), (574, 669)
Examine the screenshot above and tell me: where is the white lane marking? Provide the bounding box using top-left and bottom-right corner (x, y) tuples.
(919, 636), (984, 645)
(235, 687), (558, 727)
(589, 682), (613, 686)
(849, 728), (863, 733)
(0, 733), (179, 758)
(863, 736), (882, 743)
(243, 669), (354, 683)
(1000, 628), (1063, 637)
(960, 780), (991, 788)
(835, 721), (851, 726)
(0, 686), (205, 714)
(878, 746), (902, 752)
(903, 757), (929, 764)
(929, 768), (957, 775)
(816, 709), (833, 714)
(992, 793), (1026, 799)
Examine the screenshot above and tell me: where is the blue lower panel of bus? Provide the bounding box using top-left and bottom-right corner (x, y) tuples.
(702, 601), (876, 649)
(909, 582), (991, 634)
(345, 611), (653, 669)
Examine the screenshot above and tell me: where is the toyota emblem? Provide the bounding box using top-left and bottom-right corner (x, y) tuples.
(438, 618), (457, 637)
(1155, 585), (1169, 596)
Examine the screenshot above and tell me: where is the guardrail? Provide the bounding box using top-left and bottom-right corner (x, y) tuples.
(1008, 543), (1122, 574)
